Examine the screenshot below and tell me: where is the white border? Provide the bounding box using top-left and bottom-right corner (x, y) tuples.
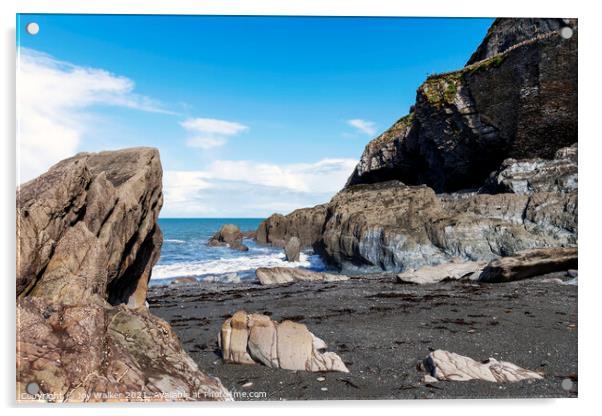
(2, 1), (598, 415)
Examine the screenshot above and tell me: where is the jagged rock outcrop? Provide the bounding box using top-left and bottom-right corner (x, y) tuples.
(255, 267), (349, 285)
(256, 19), (577, 274)
(256, 204), (327, 248)
(17, 147), (163, 307)
(481, 144), (577, 194)
(317, 177), (576, 272)
(478, 247), (578, 283)
(346, 20), (577, 192)
(421, 350), (543, 382)
(17, 298), (231, 402)
(218, 311), (349, 373)
(466, 18), (576, 64)
(397, 260), (486, 284)
(208, 224), (248, 251)
(16, 148), (230, 402)
(284, 237), (301, 262)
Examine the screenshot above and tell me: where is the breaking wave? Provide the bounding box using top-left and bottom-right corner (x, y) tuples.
(151, 252), (315, 280)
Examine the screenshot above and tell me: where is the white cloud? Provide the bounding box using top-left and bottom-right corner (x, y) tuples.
(181, 117), (248, 150)
(347, 118), (377, 136)
(17, 47), (171, 183)
(161, 158), (358, 218)
(181, 118), (248, 136)
(186, 136), (228, 150)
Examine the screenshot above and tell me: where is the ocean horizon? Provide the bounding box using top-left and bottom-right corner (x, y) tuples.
(151, 218), (325, 285)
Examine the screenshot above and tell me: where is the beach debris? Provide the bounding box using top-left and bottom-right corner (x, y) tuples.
(478, 247), (577, 283)
(316, 376), (326, 382)
(218, 310), (349, 373)
(397, 259), (486, 284)
(241, 381), (253, 388)
(284, 237), (301, 262)
(208, 224), (249, 251)
(255, 267), (349, 285)
(420, 350), (543, 382)
(203, 273), (241, 284)
(169, 276), (198, 285)
(422, 375), (439, 383)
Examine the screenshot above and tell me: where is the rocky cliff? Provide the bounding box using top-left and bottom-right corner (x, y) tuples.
(257, 18), (577, 273)
(346, 19), (577, 192)
(16, 148), (231, 402)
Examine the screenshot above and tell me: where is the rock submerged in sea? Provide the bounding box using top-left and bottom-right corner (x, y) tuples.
(421, 349), (543, 383)
(218, 310), (349, 373)
(16, 148), (231, 402)
(208, 224), (249, 251)
(284, 237), (301, 262)
(256, 267), (349, 285)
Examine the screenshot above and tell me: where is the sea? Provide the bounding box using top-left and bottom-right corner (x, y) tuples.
(150, 218), (326, 286)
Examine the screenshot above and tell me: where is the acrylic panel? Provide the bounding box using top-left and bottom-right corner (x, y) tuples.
(16, 14), (578, 402)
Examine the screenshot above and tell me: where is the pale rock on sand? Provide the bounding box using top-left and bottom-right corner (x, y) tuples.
(256, 267), (349, 285)
(478, 247), (577, 283)
(422, 349), (543, 382)
(218, 310), (349, 373)
(397, 259), (487, 284)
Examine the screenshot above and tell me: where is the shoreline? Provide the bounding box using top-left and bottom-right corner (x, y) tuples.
(148, 271), (577, 400)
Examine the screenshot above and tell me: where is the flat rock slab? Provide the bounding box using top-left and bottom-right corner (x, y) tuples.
(422, 349), (543, 382)
(397, 260), (486, 284)
(478, 247), (578, 283)
(256, 267), (350, 285)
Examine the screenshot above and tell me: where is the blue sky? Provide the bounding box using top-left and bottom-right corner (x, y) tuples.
(17, 14), (493, 217)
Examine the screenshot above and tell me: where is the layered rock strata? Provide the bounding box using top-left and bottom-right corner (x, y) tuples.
(16, 148), (230, 402)
(219, 311), (349, 373)
(256, 267), (349, 285)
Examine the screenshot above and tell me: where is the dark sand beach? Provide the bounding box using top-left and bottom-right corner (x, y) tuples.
(149, 273), (577, 400)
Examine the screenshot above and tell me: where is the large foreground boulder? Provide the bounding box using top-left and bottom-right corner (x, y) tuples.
(17, 147), (164, 307)
(17, 298), (231, 402)
(256, 267), (349, 285)
(16, 148), (230, 402)
(218, 311), (349, 373)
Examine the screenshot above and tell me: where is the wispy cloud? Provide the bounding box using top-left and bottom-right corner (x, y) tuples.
(17, 47), (172, 183)
(162, 158), (357, 217)
(347, 118), (377, 136)
(181, 117), (248, 150)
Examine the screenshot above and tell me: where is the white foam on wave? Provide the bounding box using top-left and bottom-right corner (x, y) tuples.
(151, 252), (312, 279)
(164, 239), (186, 244)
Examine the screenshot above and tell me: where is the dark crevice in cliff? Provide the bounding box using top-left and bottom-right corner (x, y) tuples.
(107, 225), (157, 306)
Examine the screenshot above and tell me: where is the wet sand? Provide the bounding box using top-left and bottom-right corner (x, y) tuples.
(148, 273), (577, 400)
